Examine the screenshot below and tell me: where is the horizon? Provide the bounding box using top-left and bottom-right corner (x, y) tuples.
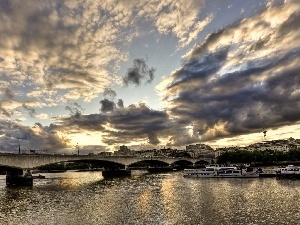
(1, 137), (298, 155)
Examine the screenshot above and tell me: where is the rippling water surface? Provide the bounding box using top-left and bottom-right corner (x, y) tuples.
(0, 171), (300, 225)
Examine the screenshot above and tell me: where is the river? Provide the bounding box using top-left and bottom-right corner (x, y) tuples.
(0, 170), (300, 225)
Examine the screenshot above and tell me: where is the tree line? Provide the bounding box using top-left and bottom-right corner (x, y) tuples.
(217, 148), (300, 165)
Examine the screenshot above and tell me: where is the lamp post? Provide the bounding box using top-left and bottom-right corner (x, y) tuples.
(77, 143), (79, 155)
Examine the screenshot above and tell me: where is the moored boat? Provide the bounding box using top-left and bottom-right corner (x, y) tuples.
(33, 174), (46, 179)
(276, 165), (300, 178)
(183, 165), (260, 178)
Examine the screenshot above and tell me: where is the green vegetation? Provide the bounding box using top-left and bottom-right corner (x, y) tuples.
(37, 163), (66, 171)
(217, 148), (300, 165)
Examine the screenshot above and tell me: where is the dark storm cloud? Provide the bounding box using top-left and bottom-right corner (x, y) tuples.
(123, 58), (156, 86)
(100, 99), (116, 113)
(100, 90), (124, 113)
(101, 103), (171, 145)
(53, 102), (172, 146)
(56, 114), (107, 132)
(164, 3), (300, 142)
(170, 51), (300, 140)
(168, 47), (229, 90)
(147, 132), (160, 145)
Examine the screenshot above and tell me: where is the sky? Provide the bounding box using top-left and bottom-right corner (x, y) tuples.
(0, 0), (299, 153)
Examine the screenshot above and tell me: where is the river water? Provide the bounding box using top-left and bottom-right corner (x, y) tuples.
(0, 170), (300, 225)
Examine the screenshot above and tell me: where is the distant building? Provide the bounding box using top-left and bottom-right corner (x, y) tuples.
(113, 145), (135, 156)
(186, 144), (215, 158)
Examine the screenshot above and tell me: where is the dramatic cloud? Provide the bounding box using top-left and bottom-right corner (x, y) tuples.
(51, 102), (173, 148)
(0, 120), (70, 152)
(54, 113), (107, 133)
(160, 1), (300, 143)
(100, 102), (172, 146)
(123, 58), (156, 86)
(1, 0), (297, 152)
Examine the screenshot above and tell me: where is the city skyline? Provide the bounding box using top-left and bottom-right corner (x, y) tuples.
(0, 0), (299, 153)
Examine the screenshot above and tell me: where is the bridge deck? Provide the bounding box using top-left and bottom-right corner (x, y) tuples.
(0, 154), (213, 169)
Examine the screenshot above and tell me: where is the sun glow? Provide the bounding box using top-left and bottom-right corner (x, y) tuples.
(68, 132), (103, 147)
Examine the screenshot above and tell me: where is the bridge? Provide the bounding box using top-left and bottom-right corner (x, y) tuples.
(0, 154), (213, 170)
(0, 154), (214, 186)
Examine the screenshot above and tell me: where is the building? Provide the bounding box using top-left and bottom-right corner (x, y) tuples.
(113, 145), (136, 156)
(186, 144), (215, 158)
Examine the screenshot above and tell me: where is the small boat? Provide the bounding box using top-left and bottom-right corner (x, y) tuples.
(183, 165), (260, 178)
(276, 165), (300, 178)
(33, 174), (46, 179)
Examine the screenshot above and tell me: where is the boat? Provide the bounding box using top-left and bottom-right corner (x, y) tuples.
(257, 167), (277, 177)
(183, 165), (260, 178)
(33, 174), (46, 179)
(183, 165), (237, 178)
(276, 165), (300, 178)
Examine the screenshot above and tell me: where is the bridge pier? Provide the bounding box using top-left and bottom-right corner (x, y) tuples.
(6, 168), (33, 187)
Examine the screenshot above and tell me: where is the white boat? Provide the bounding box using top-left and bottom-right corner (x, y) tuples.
(276, 165), (300, 178)
(183, 165), (260, 178)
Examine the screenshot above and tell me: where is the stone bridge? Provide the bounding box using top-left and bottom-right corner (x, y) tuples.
(0, 154), (214, 170)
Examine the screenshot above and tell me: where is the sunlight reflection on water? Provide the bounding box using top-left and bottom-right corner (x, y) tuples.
(0, 172), (300, 225)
